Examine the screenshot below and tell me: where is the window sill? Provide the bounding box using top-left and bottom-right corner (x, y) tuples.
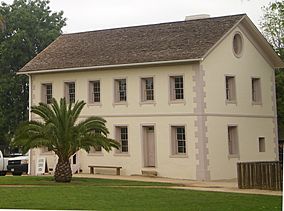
(169, 100), (185, 105)
(113, 102), (128, 106)
(114, 153), (130, 157)
(228, 154), (240, 159)
(252, 101), (262, 106)
(170, 154), (188, 158)
(88, 153), (104, 156)
(87, 103), (102, 107)
(41, 152), (54, 155)
(140, 101), (156, 105)
(225, 100), (237, 105)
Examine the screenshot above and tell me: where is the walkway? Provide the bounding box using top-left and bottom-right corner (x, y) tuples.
(73, 173), (282, 196)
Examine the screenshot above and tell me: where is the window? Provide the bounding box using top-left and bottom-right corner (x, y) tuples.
(116, 126), (128, 153)
(114, 79), (127, 103)
(65, 82), (75, 103)
(225, 76), (236, 102)
(252, 78), (261, 103)
(228, 126), (239, 156)
(258, 137), (265, 152)
(170, 76), (184, 101)
(41, 83), (52, 104)
(171, 126), (186, 155)
(233, 33), (243, 57)
(89, 146), (102, 153)
(141, 77), (154, 102)
(41, 147), (51, 153)
(89, 80), (100, 103)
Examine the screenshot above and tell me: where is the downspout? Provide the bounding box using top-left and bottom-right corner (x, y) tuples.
(27, 74), (32, 175)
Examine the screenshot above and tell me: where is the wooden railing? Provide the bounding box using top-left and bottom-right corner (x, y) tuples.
(237, 161), (283, 191)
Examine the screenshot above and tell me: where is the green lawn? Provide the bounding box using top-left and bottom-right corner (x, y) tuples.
(0, 176), (281, 210)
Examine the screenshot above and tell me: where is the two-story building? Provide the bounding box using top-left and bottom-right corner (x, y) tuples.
(18, 14), (284, 180)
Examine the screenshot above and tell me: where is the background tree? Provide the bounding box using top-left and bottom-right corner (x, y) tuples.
(13, 98), (119, 182)
(0, 15), (5, 32)
(261, 0), (284, 140)
(0, 0), (66, 153)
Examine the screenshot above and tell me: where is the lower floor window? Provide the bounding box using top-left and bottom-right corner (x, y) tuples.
(116, 126), (128, 153)
(228, 125), (239, 156)
(171, 126), (186, 154)
(89, 146), (102, 153)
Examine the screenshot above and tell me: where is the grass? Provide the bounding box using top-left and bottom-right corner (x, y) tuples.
(0, 176), (281, 210)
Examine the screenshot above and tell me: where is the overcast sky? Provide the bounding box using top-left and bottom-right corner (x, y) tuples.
(4, 0), (274, 33)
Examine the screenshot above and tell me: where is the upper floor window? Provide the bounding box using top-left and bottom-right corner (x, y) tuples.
(170, 76), (184, 101)
(228, 125), (239, 157)
(41, 83), (52, 104)
(141, 77), (154, 102)
(258, 137), (265, 152)
(115, 126), (128, 153)
(225, 76), (236, 102)
(65, 82), (75, 104)
(89, 80), (100, 103)
(171, 126), (186, 155)
(114, 79), (127, 103)
(252, 78), (262, 104)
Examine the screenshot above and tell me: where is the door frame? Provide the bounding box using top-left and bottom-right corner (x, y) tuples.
(141, 124), (157, 168)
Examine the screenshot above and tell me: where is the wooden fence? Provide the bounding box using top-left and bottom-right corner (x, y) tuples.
(237, 161), (283, 191)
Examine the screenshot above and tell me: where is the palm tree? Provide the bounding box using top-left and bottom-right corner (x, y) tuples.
(13, 98), (119, 182)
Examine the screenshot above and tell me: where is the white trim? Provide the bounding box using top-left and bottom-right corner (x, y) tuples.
(113, 77), (128, 106)
(227, 124), (240, 158)
(87, 79), (101, 105)
(32, 112), (276, 119)
(232, 31), (244, 58)
(140, 76), (156, 104)
(113, 124), (130, 155)
(168, 74), (186, 105)
(17, 58), (202, 75)
(140, 124), (157, 168)
(169, 124), (188, 157)
(28, 74), (32, 175)
(224, 74), (237, 105)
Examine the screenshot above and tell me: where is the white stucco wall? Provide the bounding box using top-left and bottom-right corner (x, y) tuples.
(202, 26), (278, 180)
(30, 64), (199, 179)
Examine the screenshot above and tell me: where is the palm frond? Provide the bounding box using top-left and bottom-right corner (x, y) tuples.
(13, 98), (118, 160)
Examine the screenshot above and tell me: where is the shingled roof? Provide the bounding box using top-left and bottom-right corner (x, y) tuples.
(19, 14), (246, 73)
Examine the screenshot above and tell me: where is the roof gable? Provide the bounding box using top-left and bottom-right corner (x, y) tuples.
(19, 14), (246, 73)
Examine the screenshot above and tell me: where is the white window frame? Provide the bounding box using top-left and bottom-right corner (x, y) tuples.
(114, 125), (129, 155)
(141, 77), (155, 103)
(225, 75), (236, 104)
(169, 75), (185, 103)
(227, 125), (239, 158)
(114, 78), (127, 104)
(170, 125), (187, 157)
(88, 80), (101, 105)
(41, 83), (53, 104)
(251, 77), (262, 105)
(88, 146), (103, 156)
(64, 81), (76, 104)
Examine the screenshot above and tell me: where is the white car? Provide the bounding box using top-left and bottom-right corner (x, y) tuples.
(0, 150), (28, 176)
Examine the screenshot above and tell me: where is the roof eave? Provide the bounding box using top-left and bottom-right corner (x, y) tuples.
(17, 58), (203, 75)
(242, 16), (284, 68)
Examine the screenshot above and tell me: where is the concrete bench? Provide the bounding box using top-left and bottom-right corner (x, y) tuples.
(88, 165), (122, 175)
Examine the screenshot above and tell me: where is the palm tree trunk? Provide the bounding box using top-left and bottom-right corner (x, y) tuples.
(54, 158), (72, 183)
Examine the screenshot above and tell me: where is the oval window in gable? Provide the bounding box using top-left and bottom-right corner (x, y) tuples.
(233, 32), (243, 57)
